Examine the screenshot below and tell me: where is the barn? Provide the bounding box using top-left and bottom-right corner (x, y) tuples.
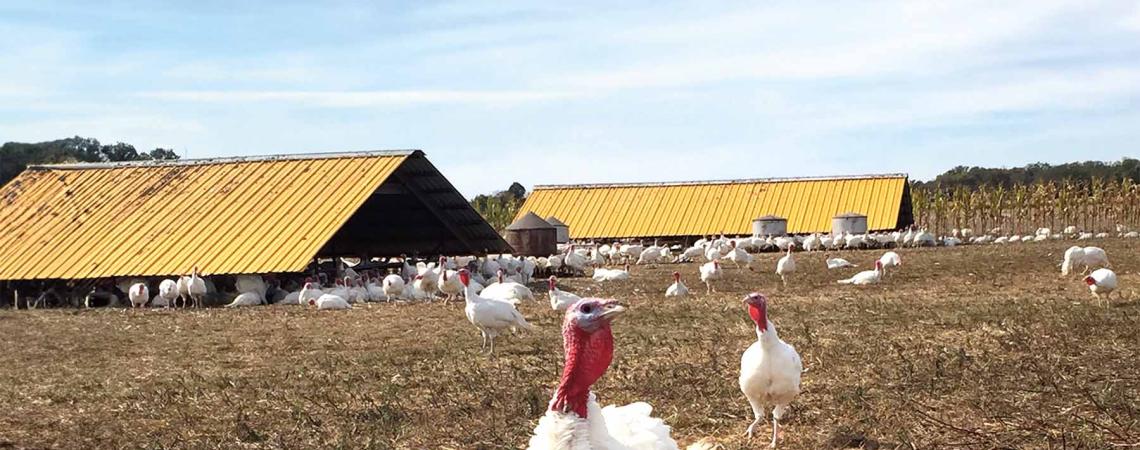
(0, 150), (510, 288)
(515, 174), (913, 241)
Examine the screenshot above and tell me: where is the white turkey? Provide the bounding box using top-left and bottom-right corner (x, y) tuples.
(312, 293), (351, 310)
(739, 293), (802, 448)
(636, 245), (667, 265)
(699, 260), (722, 294)
(548, 276), (581, 313)
(234, 275), (268, 303)
(825, 256), (856, 269)
(416, 261), (440, 293)
(801, 234), (822, 252)
(725, 241), (754, 270)
(482, 269), (536, 303)
(365, 275), (385, 301)
(1084, 268), (1118, 301)
(459, 269), (532, 354)
(225, 291), (262, 308)
(382, 273), (405, 301)
(1062, 246), (1110, 275)
(564, 245), (589, 274)
(526, 298), (691, 450)
(128, 282), (149, 308)
(438, 264), (464, 302)
(665, 271), (689, 298)
(178, 267), (207, 308)
(838, 261), (883, 285)
(878, 251), (902, 276)
(775, 243), (796, 286)
(592, 263), (631, 282)
(157, 279), (178, 308)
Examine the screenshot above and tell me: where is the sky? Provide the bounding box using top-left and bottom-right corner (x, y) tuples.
(1, 1), (1139, 198)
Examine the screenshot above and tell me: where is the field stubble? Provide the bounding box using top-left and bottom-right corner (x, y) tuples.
(1, 241), (1139, 449)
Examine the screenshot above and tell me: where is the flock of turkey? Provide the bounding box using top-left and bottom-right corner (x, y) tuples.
(102, 224), (1129, 449)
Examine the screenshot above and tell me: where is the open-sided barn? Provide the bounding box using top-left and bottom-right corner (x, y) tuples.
(0, 150), (510, 282)
(515, 174), (913, 240)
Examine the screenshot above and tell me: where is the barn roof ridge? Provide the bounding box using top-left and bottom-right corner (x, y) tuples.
(533, 173), (908, 190)
(29, 149), (423, 170)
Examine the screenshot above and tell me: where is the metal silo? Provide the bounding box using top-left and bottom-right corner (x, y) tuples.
(545, 215), (570, 244)
(505, 212), (557, 256)
(832, 212), (868, 235)
(752, 215), (788, 236)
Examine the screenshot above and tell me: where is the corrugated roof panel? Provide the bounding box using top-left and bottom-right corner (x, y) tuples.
(0, 152), (411, 280)
(516, 174), (908, 239)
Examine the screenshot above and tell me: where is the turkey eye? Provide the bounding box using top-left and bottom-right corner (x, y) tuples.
(581, 304), (593, 314)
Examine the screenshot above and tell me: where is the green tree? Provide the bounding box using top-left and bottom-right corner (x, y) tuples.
(0, 137), (181, 187)
(471, 182), (527, 232)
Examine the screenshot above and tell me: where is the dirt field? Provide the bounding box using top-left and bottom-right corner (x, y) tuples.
(1, 241), (1138, 449)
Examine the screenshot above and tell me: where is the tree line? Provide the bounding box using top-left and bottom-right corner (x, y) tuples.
(912, 158), (1140, 191)
(0, 136), (180, 187)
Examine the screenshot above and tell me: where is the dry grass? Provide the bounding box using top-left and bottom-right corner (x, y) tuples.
(2, 241), (1139, 449)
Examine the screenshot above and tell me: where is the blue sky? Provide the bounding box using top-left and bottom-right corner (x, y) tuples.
(1, 1), (1139, 197)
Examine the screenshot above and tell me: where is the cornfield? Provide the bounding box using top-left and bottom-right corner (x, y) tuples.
(912, 178), (1140, 235)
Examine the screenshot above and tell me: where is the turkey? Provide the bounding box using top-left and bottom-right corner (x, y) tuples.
(699, 260), (722, 294)
(365, 275), (385, 301)
(592, 263), (631, 282)
(438, 262), (464, 302)
(178, 267), (207, 308)
(157, 279), (179, 308)
(526, 298), (687, 450)
(482, 269), (536, 303)
(676, 244), (706, 263)
(1084, 268), (1118, 301)
(825, 256), (856, 270)
(1062, 246), (1110, 276)
(878, 251), (902, 276)
(382, 273), (406, 301)
(838, 261), (883, 285)
(128, 282), (149, 308)
(548, 276), (581, 313)
(636, 245), (666, 265)
(234, 275), (268, 303)
(564, 245), (589, 274)
(311, 293), (351, 310)
(801, 234), (822, 252)
(739, 293), (802, 448)
(1080, 246), (1111, 272)
(459, 269), (532, 354)
(665, 271), (689, 298)
(775, 243), (796, 286)
(408, 275), (436, 301)
(225, 292), (262, 308)
(725, 241), (754, 270)
(345, 278), (367, 304)
(416, 260), (441, 293)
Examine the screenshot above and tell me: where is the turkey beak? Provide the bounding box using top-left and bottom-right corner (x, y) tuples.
(599, 301), (627, 321)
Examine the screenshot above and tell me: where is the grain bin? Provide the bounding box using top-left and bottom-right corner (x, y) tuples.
(832, 212), (868, 235)
(505, 212), (557, 256)
(752, 215), (788, 236)
(545, 215), (570, 244)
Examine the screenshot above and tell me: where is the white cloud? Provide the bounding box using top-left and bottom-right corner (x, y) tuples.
(137, 89), (583, 106)
(546, 0), (1079, 89)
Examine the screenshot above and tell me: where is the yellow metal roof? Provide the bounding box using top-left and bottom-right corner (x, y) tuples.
(515, 174), (909, 239)
(0, 151), (411, 280)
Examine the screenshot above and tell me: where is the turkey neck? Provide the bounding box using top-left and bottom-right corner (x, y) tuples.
(551, 321), (614, 418)
(748, 303), (778, 342)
